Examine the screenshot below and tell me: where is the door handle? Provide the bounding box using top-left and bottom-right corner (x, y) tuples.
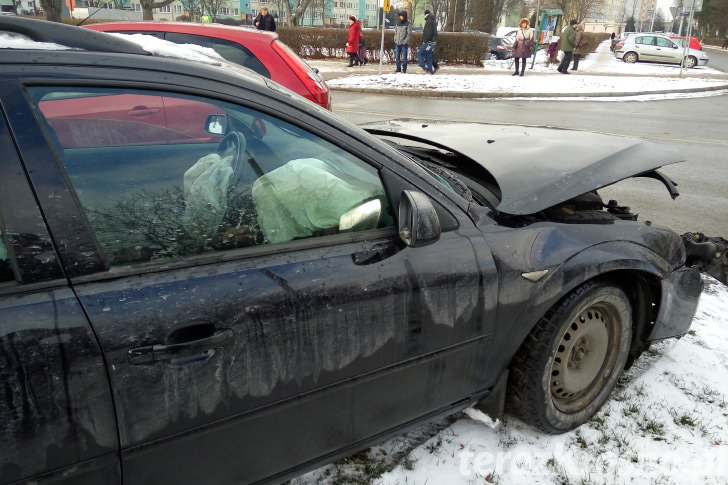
(128, 328), (234, 365)
(128, 106), (160, 117)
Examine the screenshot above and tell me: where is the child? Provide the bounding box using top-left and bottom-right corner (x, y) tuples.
(545, 35), (560, 67)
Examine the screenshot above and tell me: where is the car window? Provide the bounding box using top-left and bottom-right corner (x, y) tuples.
(163, 32), (271, 78)
(635, 36), (655, 46)
(656, 37), (675, 48)
(30, 87), (393, 266)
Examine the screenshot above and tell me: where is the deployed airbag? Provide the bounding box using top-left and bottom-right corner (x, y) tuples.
(252, 158), (383, 243)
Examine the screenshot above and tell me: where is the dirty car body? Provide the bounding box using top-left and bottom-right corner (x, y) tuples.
(0, 16), (705, 485)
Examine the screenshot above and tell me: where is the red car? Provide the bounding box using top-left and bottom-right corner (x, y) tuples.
(669, 36), (702, 51)
(85, 22), (331, 110)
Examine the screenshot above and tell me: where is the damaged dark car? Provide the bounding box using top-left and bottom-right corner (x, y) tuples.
(1, 16), (725, 485)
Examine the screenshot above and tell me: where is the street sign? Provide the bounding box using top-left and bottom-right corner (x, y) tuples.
(647, 9), (654, 13)
(383, 0), (390, 11)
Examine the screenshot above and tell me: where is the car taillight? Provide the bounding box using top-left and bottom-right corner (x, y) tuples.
(272, 40), (331, 110)
(497, 45), (503, 50)
(617, 42), (624, 50)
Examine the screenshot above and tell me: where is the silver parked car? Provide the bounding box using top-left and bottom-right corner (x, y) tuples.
(615, 33), (709, 68)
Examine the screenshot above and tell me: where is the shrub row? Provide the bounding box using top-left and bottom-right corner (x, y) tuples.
(278, 27), (608, 65)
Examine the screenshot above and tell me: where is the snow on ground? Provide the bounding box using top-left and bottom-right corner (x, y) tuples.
(323, 41), (728, 98)
(294, 277), (728, 485)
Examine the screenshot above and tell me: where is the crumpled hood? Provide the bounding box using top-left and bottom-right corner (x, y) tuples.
(363, 121), (685, 215)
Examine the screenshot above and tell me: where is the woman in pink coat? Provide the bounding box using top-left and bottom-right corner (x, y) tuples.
(346, 16), (362, 67)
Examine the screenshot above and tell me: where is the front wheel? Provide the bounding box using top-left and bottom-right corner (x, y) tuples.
(683, 56), (697, 68)
(623, 52), (638, 63)
(507, 281), (632, 434)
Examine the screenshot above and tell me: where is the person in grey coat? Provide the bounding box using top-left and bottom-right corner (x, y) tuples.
(394, 11), (413, 73)
(557, 19), (578, 74)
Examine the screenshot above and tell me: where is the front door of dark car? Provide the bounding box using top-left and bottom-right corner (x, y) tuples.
(16, 84), (497, 483)
(0, 102), (119, 484)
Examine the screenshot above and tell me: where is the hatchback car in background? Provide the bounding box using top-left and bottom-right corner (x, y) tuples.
(615, 33), (709, 67)
(669, 35), (702, 51)
(1, 15), (721, 485)
(85, 21), (331, 109)
(611, 31), (635, 52)
(486, 35), (514, 60)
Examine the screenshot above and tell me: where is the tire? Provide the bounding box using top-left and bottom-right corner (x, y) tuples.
(683, 56), (697, 68)
(488, 52), (498, 61)
(623, 52), (638, 63)
(507, 281), (632, 434)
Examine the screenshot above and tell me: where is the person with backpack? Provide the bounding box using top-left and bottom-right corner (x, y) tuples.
(393, 11), (413, 73)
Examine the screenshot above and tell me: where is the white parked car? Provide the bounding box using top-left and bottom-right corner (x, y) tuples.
(615, 33), (709, 68)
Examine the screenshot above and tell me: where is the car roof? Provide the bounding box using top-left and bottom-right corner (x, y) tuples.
(85, 21), (279, 44)
(0, 16), (287, 99)
(0, 15), (149, 54)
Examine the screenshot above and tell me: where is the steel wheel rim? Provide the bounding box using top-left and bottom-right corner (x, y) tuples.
(684, 57), (696, 68)
(550, 302), (622, 413)
(625, 53), (637, 63)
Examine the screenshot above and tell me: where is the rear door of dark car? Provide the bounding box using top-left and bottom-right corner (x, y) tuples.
(0, 86), (119, 484)
(13, 76), (497, 484)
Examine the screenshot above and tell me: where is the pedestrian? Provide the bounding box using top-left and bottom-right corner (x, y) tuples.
(571, 23), (586, 71)
(545, 35), (560, 67)
(417, 9), (437, 74)
(611, 32), (615, 40)
(512, 17), (535, 76)
(358, 21), (368, 65)
(346, 16), (362, 67)
(557, 19), (578, 74)
(254, 7), (276, 32)
(723, 33), (728, 49)
(393, 11), (413, 73)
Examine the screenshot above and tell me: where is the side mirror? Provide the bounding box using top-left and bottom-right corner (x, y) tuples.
(339, 199), (381, 232)
(398, 190), (441, 247)
(206, 114), (228, 136)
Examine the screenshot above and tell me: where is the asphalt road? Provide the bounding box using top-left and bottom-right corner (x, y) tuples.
(332, 91), (728, 236)
(706, 46), (728, 72)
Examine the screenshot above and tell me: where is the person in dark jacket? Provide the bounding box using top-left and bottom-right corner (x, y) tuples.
(417, 10), (438, 74)
(357, 20), (368, 65)
(557, 19), (578, 74)
(393, 11), (413, 73)
(254, 7), (276, 32)
(346, 16), (362, 67)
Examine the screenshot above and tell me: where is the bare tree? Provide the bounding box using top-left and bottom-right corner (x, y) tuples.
(180, 0), (203, 20)
(284, 0), (316, 26)
(201, 0), (226, 21)
(39, 0), (62, 22)
(139, 0), (175, 21)
(554, 0), (602, 23)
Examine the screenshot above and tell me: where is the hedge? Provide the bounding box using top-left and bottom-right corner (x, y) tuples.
(278, 27), (608, 65)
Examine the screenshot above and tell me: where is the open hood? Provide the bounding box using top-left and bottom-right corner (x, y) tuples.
(364, 121), (685, 215)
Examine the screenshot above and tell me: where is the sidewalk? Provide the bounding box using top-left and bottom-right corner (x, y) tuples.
(311, 41), (728, 99)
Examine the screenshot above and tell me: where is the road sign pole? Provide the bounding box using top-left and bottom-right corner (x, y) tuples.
(378, 0), (390, 75)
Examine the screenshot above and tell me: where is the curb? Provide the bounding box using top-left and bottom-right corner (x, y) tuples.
(330, 83), (728, 99)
